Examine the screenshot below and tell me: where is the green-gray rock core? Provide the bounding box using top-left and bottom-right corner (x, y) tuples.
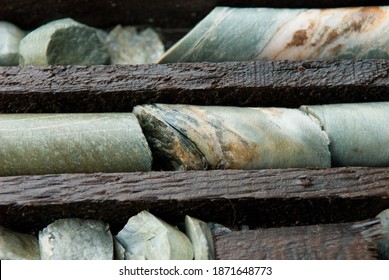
(0, 113), (152, 176)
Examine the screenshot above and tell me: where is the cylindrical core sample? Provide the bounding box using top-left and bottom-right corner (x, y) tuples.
(0, 114), (152, 176)
(160, 6), (389, 63)
(133, 104), (331, 171)
(300, 102), (389, 167)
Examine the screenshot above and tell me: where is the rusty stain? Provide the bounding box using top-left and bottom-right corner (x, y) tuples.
(297, 65), (306, 72)
(264, 6), (389, 60)
(330, 44), (343, 54)
(287, 29), (308, 47)
(324, 30), (339, 46)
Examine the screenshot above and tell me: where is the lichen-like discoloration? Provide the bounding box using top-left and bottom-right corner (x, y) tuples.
(263, 7), (389, 60)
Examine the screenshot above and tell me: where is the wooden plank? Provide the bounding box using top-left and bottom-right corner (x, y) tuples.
(214, 220), (382, 259)
(0, 167), (388, 234)
(0, 1), (385, 29)
(1, 60), (389, 113)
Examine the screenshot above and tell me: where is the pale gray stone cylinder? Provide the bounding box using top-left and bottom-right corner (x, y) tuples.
(0, 113), (152, 176)
(19, 18), (109, 66)
(300, 102), (389, 167)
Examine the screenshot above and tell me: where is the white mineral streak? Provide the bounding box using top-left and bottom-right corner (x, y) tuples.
(376, 209), (389, 259)
(115, 210), (194, 260)
(134, 104), (331, 170)
(0, 226), (40, 260)
(0, 21), (26, 65)
(39, 219), (113, 260)
(19, 18), (109, 66)
(185, 216), (215, 260)
(300, 102), (389, 166)
(106, 25), (164, 64)
(160, 6), (389, 62)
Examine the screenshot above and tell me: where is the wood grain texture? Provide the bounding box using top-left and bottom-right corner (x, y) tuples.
(0, 167), (388, 234)
(215, 220), (382, 259)
(1, 60), (389, 113)
(0, 1), (385, 29)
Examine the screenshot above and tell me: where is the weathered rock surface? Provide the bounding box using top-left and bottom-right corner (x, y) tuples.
(134, 104), (331, 170)
(160, 6), (389, 63)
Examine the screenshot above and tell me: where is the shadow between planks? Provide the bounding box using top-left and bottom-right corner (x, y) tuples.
(0, 167), (388, 235)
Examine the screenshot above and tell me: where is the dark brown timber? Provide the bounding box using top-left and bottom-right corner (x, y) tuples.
(0, 168), (388, 234)
(214, 219), (382, 259)
(0, 1), (385, 29)
(1, 60), (389, 113)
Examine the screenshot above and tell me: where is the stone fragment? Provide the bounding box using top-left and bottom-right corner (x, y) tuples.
(106, 25), (164, 64)
(0, 21), (26, 65)
(376, 209), (389, 259)
(0, 113), (152, 176)
(19, 18), (109, 66)
(116, 210), (193, 260)
(185, 216), (215, 260)
(0, 226), (40, 260)
(39, 219), (113, 260)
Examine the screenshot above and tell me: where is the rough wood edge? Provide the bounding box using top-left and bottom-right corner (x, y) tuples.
(1, 60), (389, 113)
(0, 167), (388, 233)
(214, 219), (383, 259)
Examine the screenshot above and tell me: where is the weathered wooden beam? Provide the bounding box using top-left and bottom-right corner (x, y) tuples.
(0, 167), (388, 233)
(0, 1), (385, 29)
(215, 219), (382, 259)
(1, 60), (389, 113)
